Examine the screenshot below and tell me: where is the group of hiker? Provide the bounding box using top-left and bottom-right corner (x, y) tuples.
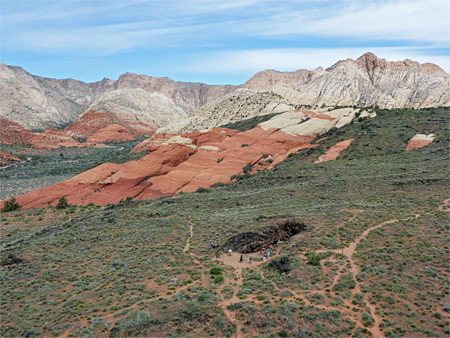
(259, 245), (273, 262)
(209, 241), (219, 249)
(209, 240), (276, 264)
(238, 244), (275, 264)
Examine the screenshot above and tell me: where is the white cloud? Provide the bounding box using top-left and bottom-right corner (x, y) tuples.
(183, 47), (450, 75)
(3, 0), (448, 56)
(241, 0), (450, 45)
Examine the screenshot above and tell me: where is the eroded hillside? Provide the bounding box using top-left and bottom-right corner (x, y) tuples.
(1, 108), (448, 338)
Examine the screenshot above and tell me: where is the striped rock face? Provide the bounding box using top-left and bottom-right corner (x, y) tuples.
(406, 134), (435, 151)
(0, 108), (366, 210)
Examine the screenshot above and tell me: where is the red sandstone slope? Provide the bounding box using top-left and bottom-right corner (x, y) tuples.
(315, 139), (355, 163)
(1, 126), (318, 209)
(0, 151), (20, 165)
(87, 124), (136, 143)
(1, 112), (153, 149)
(0, 118), (91, 150)
(0, 119), (35, 145)
(406, 134), (435, 151)
(64, 109), (156, 140)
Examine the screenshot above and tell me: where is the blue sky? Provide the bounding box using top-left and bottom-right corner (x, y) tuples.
(1, 0), (449, 84)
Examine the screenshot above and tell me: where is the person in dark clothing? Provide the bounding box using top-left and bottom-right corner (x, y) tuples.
(239, 255), (243, 263)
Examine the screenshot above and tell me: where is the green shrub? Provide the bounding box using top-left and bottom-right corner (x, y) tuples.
(306, 251), (323, 266)
(1, 198), (21, 212)
(210, 267), (223, 275)
(56, 196), (69, 209)
(278, 330), (289, 337)
(242, 163), (253, 174)
(214, 275), (224, 284)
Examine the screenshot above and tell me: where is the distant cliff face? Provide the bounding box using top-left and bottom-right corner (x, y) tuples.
(0, 64), (237, 131)
(245, 52), (450, 109)
(1, 53), (448, 133)
(163, 53), (449, 133)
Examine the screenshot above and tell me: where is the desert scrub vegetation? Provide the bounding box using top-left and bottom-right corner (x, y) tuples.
(1, 108), (448, 337)
(0, 139), (147, 200)
(1, 197), (21, 212)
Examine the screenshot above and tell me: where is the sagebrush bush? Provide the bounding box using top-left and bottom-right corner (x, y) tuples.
(1, 197), (21, 212)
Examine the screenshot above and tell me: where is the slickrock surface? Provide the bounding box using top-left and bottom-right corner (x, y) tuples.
(2, 53), (447, 134)
(0, 118), (98, 150)
(247, 53), (450, 109)
(1, 108), (368, 209)
(64, 109), (155, 139)
(1, 126), (316, 209)
(406, 134), (435, 151)
(0, 119), (35, 145)
(87, 124), (136, 143)
(315, 139), (355, 163)
(30, 128), (84, 150)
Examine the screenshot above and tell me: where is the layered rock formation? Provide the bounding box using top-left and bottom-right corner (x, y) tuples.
(0, 151), (20, 165)
(406, 134), (435, 151)
(64, 109), (156, 140)
(0, 63), (237, 131)
(315, 139), (355, 163)
(0, 118), (99, 150)
(0, 108), (363, 209)
(0, 119), (35, 145)
(245, 52), (450, 109)
(163, 53), (449, 133)
(2, 53), (448, 135)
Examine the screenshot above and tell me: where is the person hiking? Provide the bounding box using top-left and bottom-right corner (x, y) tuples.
(249, 256), (252, 264)
(239, 255), (243, 263)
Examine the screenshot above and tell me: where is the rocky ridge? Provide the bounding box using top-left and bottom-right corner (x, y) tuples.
(2, 53), (448, 134)
(162, 53), (450, 133)
(0, 63), (237, 131)
(1, 108), (368, 209)
(0, 118), (107, 150)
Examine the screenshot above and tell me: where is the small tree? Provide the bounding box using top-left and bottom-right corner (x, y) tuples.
(56, 196), (69, 209)
(1, 198), (21, 212)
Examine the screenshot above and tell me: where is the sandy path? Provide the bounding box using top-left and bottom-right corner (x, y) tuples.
(60, 200), (449, 338)
(183, 216), (194, 253)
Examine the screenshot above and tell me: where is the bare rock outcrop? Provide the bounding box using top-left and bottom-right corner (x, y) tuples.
(0, 63), (237, 131)
(222, 219), (306, 254)
(64, 109), (156, 139)
(164, 53), (449, 133)
(0, 107), (364, 209)
(2, 53), (447, 135)
(0, 151), (20, 165)
(0, 119), (35, 145)
(315, 139), (355, 163)
(0, 118), (93, 150)
(87, 124), (136, 143)
(247, 52), (450, 109)
(406, 134), (435, 151)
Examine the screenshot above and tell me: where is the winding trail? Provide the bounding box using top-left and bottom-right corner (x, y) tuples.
(183, 216), (194, 253)
(61, 200), (449, 338)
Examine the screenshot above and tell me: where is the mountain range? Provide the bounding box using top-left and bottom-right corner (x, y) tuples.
(1, 53), (449, 136)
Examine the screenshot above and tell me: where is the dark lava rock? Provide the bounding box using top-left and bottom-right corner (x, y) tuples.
(222, 218), (306, 254)
(268, 256), (292, 274)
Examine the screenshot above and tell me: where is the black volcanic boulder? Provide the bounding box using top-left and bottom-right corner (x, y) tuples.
(222, 219), (306, 254)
